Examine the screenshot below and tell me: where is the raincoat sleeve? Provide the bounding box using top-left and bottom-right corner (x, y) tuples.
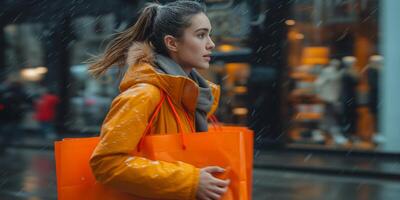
(89, 84), (200, 200)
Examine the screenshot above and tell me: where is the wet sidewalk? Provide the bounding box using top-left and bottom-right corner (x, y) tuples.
(1, 135), (400, 199)
(253, 169), (400, 200)
(254, 148), (400, 180)
(0, 147), (399, 199)
(0, 148), (56, 200)
(13, 134), (400, 180)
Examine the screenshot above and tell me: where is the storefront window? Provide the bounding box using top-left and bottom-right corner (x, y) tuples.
(286, 0), (381, 150)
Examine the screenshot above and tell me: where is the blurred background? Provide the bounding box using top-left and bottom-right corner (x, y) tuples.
(1, 0), (400, 199)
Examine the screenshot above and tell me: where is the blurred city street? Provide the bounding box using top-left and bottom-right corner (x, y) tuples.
(1, 0), (400, 199)
(0, 135), (400, 200)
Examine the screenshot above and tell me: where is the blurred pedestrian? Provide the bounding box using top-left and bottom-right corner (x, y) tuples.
(0, 78), (32, 152)
(87, 1), (228, 199)
(315, 59), (348, 145)
(34, 87), (60, 140)
(365, 55), (384, 143)
(340, 56), (359, 139)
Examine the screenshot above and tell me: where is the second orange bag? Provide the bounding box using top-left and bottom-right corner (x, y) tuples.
(55, 94), (254, 200)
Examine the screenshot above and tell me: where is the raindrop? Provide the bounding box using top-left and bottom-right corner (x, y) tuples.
(335, 28), (350, 41)
(303, 153), (312, 162)
(361, 16), (371, 23)
(251, 109), (256, 117)
(222, 75), (230, 81)
(254, 150), (260, 158)
(316, 20), (323, 27)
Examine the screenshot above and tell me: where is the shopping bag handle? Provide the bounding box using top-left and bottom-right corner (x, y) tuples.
(139, 91), (194, 150)
(208, 115), (223, 131)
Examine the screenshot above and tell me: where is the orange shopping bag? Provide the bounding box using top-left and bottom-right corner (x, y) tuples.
(55, 94), (254, 200)
(208, 116), (254, 200)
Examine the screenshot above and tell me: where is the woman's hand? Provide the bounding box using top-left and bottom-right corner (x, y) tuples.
(196, 166), (230, 200)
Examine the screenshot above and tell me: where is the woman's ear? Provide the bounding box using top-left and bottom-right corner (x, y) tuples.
(164, 35), (179, 52)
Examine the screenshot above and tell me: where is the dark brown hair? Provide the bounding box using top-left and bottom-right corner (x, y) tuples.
(88, 1), (205, 78)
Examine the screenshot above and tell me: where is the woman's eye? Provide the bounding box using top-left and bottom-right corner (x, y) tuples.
(198, 33), (205, 39)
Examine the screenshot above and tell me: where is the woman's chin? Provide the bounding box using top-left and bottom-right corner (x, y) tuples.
(196, 63), (210, 70)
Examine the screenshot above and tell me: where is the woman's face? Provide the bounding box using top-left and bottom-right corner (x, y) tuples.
(174, 12), (215, 72)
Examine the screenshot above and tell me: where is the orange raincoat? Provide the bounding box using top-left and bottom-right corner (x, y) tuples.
(90, 42), (220, 199)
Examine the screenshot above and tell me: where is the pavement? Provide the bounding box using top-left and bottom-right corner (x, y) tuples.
(0, 135), (400, 199)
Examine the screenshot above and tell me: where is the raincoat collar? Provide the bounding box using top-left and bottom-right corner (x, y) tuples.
(120, 42), (201, 114)
(154, 53), (214, 131)
(154, 54), (188, 77)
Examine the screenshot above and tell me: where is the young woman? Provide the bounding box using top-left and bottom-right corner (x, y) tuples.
(89, 1), (229, 199)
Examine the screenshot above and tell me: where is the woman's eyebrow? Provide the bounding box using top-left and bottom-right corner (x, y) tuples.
(195, 28), (211, 33)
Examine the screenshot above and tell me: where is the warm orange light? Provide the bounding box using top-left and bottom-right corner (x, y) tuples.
(233, 107), (248, 116)
(285, 19), (296, 26)
(20, 66), (48, 81)
(295, 33), (304, 40)
(234, 86), (247, 94)
(36, 66), (48, 74)
(288, 31), (304, 40)
(217, 44), (236, 52)
(301, 47), (330, 65)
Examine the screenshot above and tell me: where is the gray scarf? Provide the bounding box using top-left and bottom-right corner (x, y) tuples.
(154, 54), (213, 132)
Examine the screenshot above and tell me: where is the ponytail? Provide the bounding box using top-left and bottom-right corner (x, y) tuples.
(88, 3), (160, 78)
(88, 1), (205, 78)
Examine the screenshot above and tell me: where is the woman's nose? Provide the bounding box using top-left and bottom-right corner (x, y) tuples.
(207, 37), (215, 50)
